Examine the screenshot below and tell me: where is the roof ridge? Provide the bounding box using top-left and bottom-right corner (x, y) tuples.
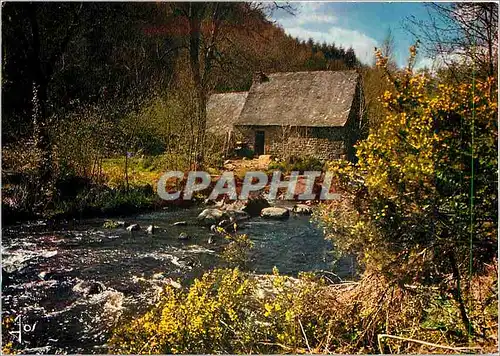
(210, 91), (249, 95)
(267, 69), (358, 75)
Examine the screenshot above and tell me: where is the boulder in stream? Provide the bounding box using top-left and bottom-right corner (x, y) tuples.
(178, 232), (190, 240)
(260, 207), (290, 219)
(126, 224), (140, 232)
(223, 196), (270, 217)
(242, 196), (270, 217)
(224, 209), (250, 222)
(146, 225), (159, 234)
(172, 221), (187, 226)
(73, 280), (106, 296)
(197, 208), (224, 225)
(292, 204), (313, 215)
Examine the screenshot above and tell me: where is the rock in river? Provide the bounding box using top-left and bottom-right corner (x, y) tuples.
(172, 221), (187, 226)
(224, 209), (250, 222)
(73, 280), (106, 296)
(126, 224), (140, 232)
(260, 207), (290, 219)
(146, 225), (159, 234)
(197, 208), (224, 225)
(292, 204), (313, 215)
(242, 196), (270, 217)
(178, 232), (190, 240)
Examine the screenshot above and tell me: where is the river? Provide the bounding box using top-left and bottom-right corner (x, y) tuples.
(2, 206), (352, 354)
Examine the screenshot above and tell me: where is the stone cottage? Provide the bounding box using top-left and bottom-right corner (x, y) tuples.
(206, 91), (248, 156)
(206, 70), (364, 161)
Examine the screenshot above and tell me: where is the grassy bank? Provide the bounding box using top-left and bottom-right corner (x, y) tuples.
(1, 154), (196, 225)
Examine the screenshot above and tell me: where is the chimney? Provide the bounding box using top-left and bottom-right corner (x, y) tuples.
(253, 71), (269, 84)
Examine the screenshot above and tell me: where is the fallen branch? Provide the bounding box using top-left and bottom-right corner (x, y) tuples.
(377, 334), (483, 353)
(316, 270), (344, 283)
(257, 341), (295, 351)
(298, 318), (311, 353)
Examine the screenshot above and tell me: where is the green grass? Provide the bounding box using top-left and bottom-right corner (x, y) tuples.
(101, 154), (187, 188)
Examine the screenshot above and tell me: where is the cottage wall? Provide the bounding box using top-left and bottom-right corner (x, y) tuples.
(235, 125), (347, 160)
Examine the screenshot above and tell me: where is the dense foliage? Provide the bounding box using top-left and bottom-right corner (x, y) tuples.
(316, 46), (497, 335)
(2, 2), (358, 145)
(2, 2), (360, 221)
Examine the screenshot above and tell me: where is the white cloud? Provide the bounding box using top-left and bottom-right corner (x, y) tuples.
(414, 52), (469, 72)
(299, 2), (324, 14)
(279, 14), (338, 27)
(283, 26), (378, 64)
(273, 2), (378, 64)
(414, 57), (436, 71)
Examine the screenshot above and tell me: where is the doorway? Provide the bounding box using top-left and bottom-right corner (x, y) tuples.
(254, 130), (265, 156)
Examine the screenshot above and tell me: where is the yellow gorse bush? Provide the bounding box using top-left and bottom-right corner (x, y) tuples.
(316, 45), (497, 338)
(109, 268), (256, 354)
(318, 43), (497, 266)
(109, 267), (331, 354)
(109, 265), (498, 354)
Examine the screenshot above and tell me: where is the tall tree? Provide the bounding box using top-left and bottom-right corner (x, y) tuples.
(2, 3), (84, 186)
(407, 3), (498, 78)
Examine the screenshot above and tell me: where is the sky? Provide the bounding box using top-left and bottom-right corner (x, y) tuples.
(271, 2), (435, 68)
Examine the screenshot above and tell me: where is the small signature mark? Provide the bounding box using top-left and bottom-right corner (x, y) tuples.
(8, 315), (38, 343)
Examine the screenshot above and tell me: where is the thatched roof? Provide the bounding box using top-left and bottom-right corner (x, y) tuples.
(206, 92), (248, 133)
(235, 70), (360, 127)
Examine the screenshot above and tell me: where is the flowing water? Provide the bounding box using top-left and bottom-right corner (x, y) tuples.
(2, 206), (350, 354)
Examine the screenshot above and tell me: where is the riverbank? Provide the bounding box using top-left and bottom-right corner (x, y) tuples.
(2, 158), (328, 225)
(2, 180), (199, 227)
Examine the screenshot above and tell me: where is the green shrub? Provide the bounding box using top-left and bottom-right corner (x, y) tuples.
(235, 146), (254, 159)
(219, 230), (254, 268)
(268, 156), (325, 173)
(97, 187), (156, 214)
(140, 156), (155, 171)
(43, 184), (158, 219)
(268, 159), (288, 172)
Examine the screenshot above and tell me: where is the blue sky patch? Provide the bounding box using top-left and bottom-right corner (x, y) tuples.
(271, 2), (436, 68)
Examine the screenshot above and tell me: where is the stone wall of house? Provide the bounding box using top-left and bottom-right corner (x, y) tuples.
(235, 125), (347, 160)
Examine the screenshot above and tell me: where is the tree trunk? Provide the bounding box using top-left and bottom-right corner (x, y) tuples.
(124, 153), (129, 192)
(195, 90), (208, 168)
(32, 80), (53, 198)
(448, 252), (475, 336)
(29, 4), (53, 199)
(28, 2), (82, 197)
